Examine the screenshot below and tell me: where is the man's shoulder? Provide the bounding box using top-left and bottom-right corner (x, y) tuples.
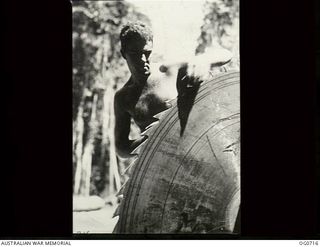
(114, 87), (126, 107)
(114, 80), (133, 110)
(114, 86), (125, 100)
(115, 77), (131, 96)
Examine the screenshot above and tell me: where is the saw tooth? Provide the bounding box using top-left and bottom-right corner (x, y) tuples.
(113, 207), (119, 217)
(124, 164), (134, 177)
(122, 156), (138, 173)
(146, 120), (160, 130)
(113, 200), (124, 218)
(153, 112), (166, 120)
(141, 108), (174, 137)
(113, 182), (127, 217)
(141, 123), (159, 137)
(113, 106), (177, 228)
(153, 108), (171, 120)
(130, 136), (148, 155)
(113, 178), (131, 217)
(116, 180), (128, 196)
(113, 184), (126, 217)
(122, 179), (130, 196)
(130, 145), (142, 156)
(122, 157), (138, 177)
(167, 98), (177, 105)
(137, 139), (147, 150)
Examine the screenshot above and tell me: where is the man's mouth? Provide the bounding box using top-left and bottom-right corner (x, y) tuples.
(140, 64), (150, 74)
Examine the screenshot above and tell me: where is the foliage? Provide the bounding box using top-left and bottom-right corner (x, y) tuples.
(196, 0), (239, 68)
(72, 1), (150, 197)
(73, 1), (149, 119)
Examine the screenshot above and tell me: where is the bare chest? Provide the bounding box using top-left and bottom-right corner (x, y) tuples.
(128, 74), (177, 130)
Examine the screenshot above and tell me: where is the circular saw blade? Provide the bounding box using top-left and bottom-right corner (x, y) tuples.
(114, 71), (240, 234)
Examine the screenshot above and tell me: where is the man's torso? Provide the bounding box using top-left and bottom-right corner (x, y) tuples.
(118, 63), (178, 131)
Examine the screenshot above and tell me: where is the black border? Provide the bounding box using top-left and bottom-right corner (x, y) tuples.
(1, 0), (72, 238)
(1, 0), (319, 239)
(240, 0), (318, 238)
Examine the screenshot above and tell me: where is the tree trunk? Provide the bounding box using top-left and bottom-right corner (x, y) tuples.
(108, 89), (121, 195)
(73, 102), (84, 195)
(100, 85), (121, 199)
(79, 93), (98, 196)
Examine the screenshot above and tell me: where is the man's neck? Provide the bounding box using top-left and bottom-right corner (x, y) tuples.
(131, 74), (148, 87)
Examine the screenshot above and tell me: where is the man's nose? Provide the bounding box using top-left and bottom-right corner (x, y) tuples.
(141, 54), (148, 63)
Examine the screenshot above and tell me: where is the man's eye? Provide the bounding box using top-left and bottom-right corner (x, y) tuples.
(144, 51), (151, 58)
(128, 52), (139, 56)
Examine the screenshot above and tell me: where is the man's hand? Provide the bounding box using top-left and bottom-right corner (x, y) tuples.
(159, 60), (208, 88)
(159, 46), (233, 87)
(180, 61), (210, 87)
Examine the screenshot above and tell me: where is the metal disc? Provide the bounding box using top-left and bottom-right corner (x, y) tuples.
(117, 71), (240, 233)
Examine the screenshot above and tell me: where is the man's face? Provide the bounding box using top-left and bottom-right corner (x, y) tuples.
(123, 39), (153, 79)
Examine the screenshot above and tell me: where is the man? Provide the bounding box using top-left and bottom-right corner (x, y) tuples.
(114, 21), (232, 158)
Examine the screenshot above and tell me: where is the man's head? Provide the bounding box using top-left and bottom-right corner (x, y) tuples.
(120, 22), (153, 78)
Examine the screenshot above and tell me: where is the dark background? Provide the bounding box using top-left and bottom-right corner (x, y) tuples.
(0, 0), (318, 239)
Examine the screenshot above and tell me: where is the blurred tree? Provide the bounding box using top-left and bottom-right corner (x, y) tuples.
(196, 0), (239, 68)
(72, 1), (150, 199)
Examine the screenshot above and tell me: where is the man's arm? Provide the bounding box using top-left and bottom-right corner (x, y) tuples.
(159, 46), (232, 71)
(159, 46), (233, 85)
(114, 93), (147, 158)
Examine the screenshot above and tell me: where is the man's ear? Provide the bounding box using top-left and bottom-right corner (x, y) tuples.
(120, 49), (126, 59)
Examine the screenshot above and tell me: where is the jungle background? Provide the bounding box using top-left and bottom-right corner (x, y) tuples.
(72, 0), (239, 233)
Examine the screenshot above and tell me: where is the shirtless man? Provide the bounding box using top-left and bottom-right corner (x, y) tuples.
(114, 22), (232, 158)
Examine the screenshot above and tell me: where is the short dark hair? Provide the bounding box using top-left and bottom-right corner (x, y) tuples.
(120, 21), (153, 52)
